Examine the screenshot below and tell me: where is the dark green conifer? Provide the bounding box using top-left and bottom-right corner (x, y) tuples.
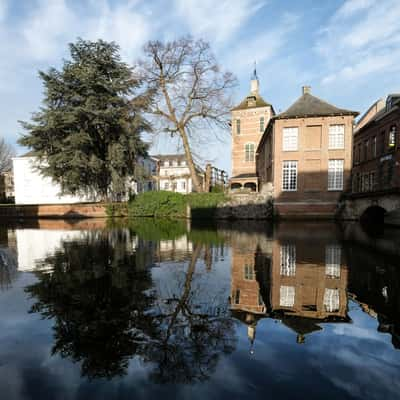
(19, 38), (150, 200)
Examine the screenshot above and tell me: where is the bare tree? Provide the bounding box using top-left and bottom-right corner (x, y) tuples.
(137, 37), (237, 192)
(0, 138), (14, 173)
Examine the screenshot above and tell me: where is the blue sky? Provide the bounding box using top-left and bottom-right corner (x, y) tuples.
(1, 0), (399, 173)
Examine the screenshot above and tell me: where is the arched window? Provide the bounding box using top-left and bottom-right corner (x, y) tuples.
(245, 143), (255, 162)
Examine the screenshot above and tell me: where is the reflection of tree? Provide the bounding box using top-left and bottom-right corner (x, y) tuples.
(25, 230), (236, 382)
(25, 230), (156, 379)
(0, 247), (18, 291)
(143, 244), (236, 383)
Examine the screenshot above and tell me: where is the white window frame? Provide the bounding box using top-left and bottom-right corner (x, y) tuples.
(329, 124), (345, 149)
(260, 116), (265, 133)
(280, 285), (295, 307)
(280, 244), (296, 276)
(244, 264), (255, 280)
(328, 159), (344, 191)
(324, 288), (340, 312)
(282, 161), (298, 191)
(245, 143), (255, 162)
(325, 245), (341, 278)
(283, 127), (298, 151)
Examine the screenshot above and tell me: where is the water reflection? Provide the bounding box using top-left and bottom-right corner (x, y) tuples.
(0, 219), (400, 398)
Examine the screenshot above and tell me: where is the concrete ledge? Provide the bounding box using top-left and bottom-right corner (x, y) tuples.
(0, 203), (108, 219)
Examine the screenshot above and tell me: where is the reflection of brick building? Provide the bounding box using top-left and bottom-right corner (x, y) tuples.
(269, 223), (350, 343)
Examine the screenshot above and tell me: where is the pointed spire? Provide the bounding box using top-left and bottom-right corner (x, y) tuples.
(252, 61), (258, 81)
(250, 61), (259, 94)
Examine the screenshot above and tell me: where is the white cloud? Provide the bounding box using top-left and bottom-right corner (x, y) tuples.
(335, 0), (374, 18)
(22, 0), (77, 61)
(226, 13), (299, 74)
(317, 0), (400, 86)
(175, 0), (266, 44)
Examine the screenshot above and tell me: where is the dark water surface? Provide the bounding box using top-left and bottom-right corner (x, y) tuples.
(0, 218), (399, 400)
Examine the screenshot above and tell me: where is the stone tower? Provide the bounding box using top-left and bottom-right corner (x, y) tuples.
(230, 68), (274, 191)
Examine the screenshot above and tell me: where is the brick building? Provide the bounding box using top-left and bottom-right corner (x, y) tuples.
(351, 94), (400, 194)
(256, 86), (358, 218)
(230, 70), (274, 191)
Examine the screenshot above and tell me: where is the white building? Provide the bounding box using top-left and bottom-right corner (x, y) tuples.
(153, 154), (203, 194)
(13, 153), (158, 205)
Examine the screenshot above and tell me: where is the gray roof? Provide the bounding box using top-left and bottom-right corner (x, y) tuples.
(275, 93), (358, 119)
(151, 154), (187, 161)
(231, 92), (271, 111)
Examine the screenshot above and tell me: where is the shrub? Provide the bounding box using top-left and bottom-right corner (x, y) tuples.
(128, 191), (187, 218)
(127, 191), (228, 219)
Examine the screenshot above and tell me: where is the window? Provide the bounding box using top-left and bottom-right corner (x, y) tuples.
(280, 244), (296, 276)
(164, 161), (169, 167)
(283, 127), (298, 151)
(369, 171), (375, 191)
(380, 131), (385, 154)
(164, 170), (168, 176)
(389, 125), (396, 148)
(234, 289), (240, 304)
(364, 140), (369, 160)
(372, 136), (377, 158)
(328, 159), (344, 190)
(164, 182), (169, 190)
(236, 119), (241, 135)
(329, 125), (344, 149)
(244, 264), (255, 280)
(325, 245), (341, 278)
(280, 286), (295, 307)
(245, 143), (255, 162)
(260, 116), (265, 132)
(282, 161), (297, 191)
(181, 181), (186, 190)
(324, 288), (340, 312)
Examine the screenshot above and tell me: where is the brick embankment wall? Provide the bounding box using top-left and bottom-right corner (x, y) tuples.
(0, 203), (108, 219)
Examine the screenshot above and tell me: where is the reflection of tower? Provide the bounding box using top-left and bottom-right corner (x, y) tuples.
(230, 232), (272, 354)
(270, 224), (350, 342)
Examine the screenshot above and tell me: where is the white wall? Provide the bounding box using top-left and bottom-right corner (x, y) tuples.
(16, 229), (85, 271)
(13, 157), (95, 205)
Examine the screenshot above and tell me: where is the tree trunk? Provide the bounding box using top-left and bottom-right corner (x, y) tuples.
(179, 126), (203, 193)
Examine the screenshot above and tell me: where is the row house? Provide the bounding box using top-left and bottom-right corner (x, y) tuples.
(256, 86), (358, 218)
(351, 94), (400, 194)
(153, 154), (204, 194)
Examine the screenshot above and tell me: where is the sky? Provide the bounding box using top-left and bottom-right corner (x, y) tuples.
(0, 0), (399, 173)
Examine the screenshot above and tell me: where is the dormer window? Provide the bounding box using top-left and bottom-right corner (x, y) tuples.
(247, 96), (256, 107)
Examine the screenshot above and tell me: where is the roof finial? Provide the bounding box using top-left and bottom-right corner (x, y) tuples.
(252, 61), (258, 81)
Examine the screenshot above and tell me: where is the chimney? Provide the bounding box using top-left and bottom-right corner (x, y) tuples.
(302, 85), (311, 95)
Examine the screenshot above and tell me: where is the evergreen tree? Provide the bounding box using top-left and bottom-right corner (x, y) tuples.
(19, 39), (150, 200)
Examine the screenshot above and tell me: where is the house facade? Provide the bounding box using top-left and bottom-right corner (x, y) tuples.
(230, 70), (274, 191)
(351, 94), (400, 194)
(256, 86), (358, 218)
(0, 169), (14, 202)
(154, 154), (203, 194)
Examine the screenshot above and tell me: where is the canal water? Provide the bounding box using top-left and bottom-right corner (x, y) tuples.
(0, 218), (399, 400)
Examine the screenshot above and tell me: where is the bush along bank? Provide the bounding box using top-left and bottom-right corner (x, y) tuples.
(127, 191), (228, 219)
